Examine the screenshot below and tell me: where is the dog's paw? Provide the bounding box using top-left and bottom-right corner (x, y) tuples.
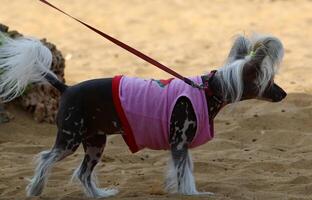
(90, 188), (119, 198)
(184, 190), (214, 196)
(102, 188), (119, 197)
(193, 191), (214, 196)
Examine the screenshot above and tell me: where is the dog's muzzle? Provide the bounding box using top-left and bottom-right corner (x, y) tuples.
(271, 84), (287, 102)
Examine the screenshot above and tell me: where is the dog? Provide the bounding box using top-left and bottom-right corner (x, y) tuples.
(0, 33), (286, 198)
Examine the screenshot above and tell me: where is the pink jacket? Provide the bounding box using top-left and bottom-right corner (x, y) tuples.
(112, 75), (214, 153)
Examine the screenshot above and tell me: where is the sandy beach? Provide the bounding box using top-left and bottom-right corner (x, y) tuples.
(0, 0), (312, 199)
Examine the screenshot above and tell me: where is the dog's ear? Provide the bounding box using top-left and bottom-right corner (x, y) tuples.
(259, 36), (284, 68)
(226, 35), (251, 64)
(242, 35), (284, 79)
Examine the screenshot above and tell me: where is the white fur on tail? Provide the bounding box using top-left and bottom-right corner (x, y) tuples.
(0, 33), (54, 102)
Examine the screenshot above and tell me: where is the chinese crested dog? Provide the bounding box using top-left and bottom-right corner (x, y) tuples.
(0, 33), (286, 198)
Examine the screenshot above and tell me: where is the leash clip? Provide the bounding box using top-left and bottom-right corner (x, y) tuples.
(184, 78), (206, 90)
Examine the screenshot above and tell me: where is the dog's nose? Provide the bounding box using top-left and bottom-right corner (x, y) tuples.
(272, 90), (287, 102)
(281, 90), (287, 99)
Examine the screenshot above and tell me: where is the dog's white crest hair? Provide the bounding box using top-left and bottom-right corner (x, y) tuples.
(216, 34), (284, 102)
(0, 33), (54, 102)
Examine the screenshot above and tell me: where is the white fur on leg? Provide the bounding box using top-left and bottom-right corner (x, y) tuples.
(179, 153), (197, 195)
(165, 153), (214, 196)
(72, 162), (118, 198)
(26, 150), (60, 197)
(165, 157), (178, 193)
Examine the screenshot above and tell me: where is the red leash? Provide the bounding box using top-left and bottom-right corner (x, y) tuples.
(39, 0), (204, 89)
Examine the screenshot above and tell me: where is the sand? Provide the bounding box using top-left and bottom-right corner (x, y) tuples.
(0, 0), (312, 199)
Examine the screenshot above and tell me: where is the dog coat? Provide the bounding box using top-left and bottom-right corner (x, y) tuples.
(112, 75), (214, 153)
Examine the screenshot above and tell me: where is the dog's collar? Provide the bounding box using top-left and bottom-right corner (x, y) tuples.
(202, 70), (226, 121)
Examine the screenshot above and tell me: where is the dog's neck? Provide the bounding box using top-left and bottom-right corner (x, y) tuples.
(202, 73), (228, 121)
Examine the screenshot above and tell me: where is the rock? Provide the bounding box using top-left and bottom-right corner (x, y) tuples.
(0, 104), (12, 123)
(0, 24), (8, 32)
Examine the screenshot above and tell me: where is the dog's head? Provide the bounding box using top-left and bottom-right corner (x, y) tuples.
(216, 34), (286, 103)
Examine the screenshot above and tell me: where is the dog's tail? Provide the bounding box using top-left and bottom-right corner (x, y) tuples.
(0, 33), (67, 102)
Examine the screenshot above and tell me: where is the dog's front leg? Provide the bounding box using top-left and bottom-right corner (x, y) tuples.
(166, 144), (199, 195)
(165, 96), (197, 195)
(168, 149), (213, 196)
(165, 96), (213, 196)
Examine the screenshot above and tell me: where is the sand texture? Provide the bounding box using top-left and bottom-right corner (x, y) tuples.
(0, 0), (312, 199)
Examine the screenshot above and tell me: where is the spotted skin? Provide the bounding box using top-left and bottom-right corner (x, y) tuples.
(77, 131), (107, 187)
(169, 96), (197, 193)
(75, 136), (106, 197)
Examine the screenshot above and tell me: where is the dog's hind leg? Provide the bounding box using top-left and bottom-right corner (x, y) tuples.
(72, 133), (118, 198)
(26, 147), (70, 196)
(26, 130), (81, 196)
(26, 109), (84, 197)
